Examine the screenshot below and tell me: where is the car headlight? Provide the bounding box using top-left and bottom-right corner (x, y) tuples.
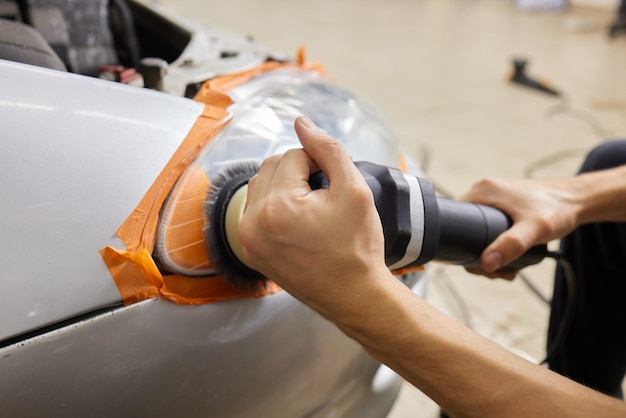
(154, 68), (400, 278)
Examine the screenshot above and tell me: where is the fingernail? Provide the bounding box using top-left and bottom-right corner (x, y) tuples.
(483, 251), (503, 272)
(297, 115), (316, 129)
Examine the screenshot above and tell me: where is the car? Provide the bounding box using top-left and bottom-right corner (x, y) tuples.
(0, 1), (427, 416)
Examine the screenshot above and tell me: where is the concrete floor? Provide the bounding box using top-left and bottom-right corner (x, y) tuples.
(160, 0), (626, 416)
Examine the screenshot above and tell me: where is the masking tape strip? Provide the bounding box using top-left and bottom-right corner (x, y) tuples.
(193, 46), (327, 106)
(101, 48), (323, 305)
(116, 104), (231, 254)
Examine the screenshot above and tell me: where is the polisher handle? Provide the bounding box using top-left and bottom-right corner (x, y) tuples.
(434, 198), (547, 270)
(310, 162), (547, 271)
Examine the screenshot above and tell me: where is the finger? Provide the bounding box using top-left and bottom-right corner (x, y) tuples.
(268, 147), (319, 195)
(458, 178), (510, 207)
(294, 116), (361, 193)
(246, 155), (280, 206)
(480, 221), (538, 272)
(465, 267), (517, 281)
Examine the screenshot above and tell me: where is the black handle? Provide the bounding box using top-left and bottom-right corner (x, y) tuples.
(309, 162), (414, 267)
(434, 198), (547, 269)
(310, 163), (547, 271)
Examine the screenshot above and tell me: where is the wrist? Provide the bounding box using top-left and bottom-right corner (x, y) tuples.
(570, 165), (626, 225)
(327, 269), (424, 353)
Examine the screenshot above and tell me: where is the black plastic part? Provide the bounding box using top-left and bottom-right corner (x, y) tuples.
(184, 81), (203, 98)
(435, 199), (506, 264)
(125, 0), (191, 64)
(310, 162), (412, 267)
(311, 162), (546, 271)
(138, 57), (167, 91)
(434, 198), (547, 269)
(209, 170), (265, 282)
(357, 162), (412, 266)
(108, 0), (140, 69)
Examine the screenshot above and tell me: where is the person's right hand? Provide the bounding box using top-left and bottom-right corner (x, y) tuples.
(459, 176), (580, 279)
(238, 115), (392, 319)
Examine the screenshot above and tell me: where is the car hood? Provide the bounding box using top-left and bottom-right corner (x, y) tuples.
(0, 59), (204, 341)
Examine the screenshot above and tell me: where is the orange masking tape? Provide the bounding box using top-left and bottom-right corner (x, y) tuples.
(99, 104), (239, 306)
(100, 51), (325, 306)
(100, 49), (419, 306)
(193, 47), (327, 106)
(116, 104), (231, 254)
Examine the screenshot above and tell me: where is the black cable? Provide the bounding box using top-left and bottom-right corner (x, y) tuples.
(545, 96), (612, 140)
(522, 146), (591, 179)
(518, 271), (550, 305)
(524, 96), (612, 179)
(541, 251), (577, 366)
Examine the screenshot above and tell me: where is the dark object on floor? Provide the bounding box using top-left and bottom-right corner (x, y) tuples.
(509, 58), (560, 97)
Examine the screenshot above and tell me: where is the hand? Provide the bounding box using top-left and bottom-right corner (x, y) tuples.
(238, 116), (391, 317)
(459, 177), (580, 279)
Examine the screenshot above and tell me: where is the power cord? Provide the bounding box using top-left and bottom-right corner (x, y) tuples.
(524, 95), (612, 179)
(517, 270), (550, 305)
(541, 251), (577, 366)
(545, 96), (613, 140)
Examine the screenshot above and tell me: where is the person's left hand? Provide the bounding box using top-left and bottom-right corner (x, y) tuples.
(459, 176), (579, 280)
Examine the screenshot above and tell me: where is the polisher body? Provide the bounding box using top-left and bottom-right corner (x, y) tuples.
(209, 161), (547, 288)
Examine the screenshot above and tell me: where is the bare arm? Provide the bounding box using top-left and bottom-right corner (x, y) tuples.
(239, 116), (626, 417)
(337, 269), (625, 418)
(460, 165), (626, 277)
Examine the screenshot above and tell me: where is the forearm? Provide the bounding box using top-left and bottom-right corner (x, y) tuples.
(571, 164), (626, 225)
(331, 272), (626, 418)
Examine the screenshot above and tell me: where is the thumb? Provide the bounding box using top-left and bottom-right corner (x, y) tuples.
(294, 116), (358, 189)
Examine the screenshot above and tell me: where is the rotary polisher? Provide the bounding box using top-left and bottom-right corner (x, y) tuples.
(204, 161), (547, 292)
